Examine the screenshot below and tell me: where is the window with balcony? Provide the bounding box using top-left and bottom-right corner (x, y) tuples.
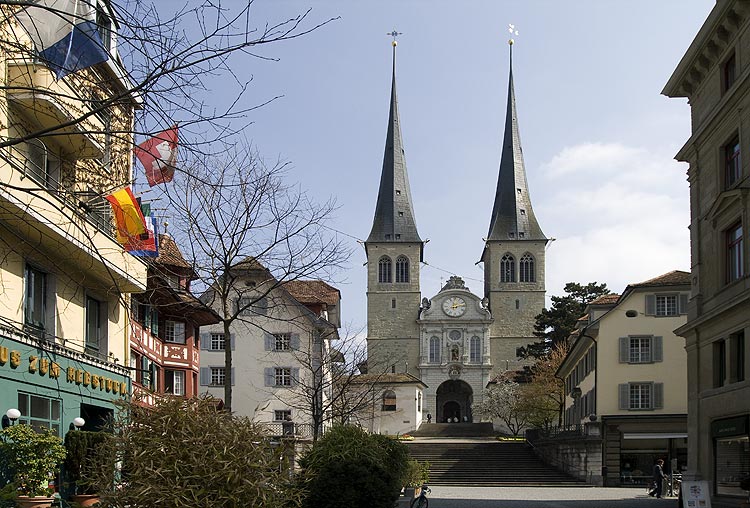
(725, 135), (741, 188)
(164, 320), (186, 344)
(164, 370), (185, 396)
(726, 222), (744, 283)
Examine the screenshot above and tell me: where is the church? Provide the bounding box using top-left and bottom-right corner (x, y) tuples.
(363, 39), (549, 427)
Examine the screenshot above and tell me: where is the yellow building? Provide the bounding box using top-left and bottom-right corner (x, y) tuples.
(0, 2), (146, 433)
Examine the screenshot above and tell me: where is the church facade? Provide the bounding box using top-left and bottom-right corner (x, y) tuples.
(364, 41), (548, 426)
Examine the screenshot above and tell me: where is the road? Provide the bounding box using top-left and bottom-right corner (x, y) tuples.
(419, 486), (678, 508)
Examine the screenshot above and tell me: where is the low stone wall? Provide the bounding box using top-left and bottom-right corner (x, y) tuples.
(526, 422), (604, 486)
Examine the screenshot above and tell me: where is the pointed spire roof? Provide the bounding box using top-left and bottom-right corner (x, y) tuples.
(366, 41), (422, 247)
(486, 44), (546, 242)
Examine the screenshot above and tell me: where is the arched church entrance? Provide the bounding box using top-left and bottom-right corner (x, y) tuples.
(436, 379), (473, 423)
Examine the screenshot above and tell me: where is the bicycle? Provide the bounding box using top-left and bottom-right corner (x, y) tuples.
(410, 484), (430, 508)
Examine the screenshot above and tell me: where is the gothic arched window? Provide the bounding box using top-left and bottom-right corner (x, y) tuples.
(519, 253), (535, 283)
(429, 336), (440, 363)
(470, 336), (481, 363)
(500, 254), (516, 282)
(382, 390), (397, 411)
(395, 255), (410, 283)
(378, 256), (392, 283)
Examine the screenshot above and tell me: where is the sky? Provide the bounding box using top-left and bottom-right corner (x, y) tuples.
(174, 1), (714, 335)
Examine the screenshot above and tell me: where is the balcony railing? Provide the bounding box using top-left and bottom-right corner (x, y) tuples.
(262, 422), (314, 440)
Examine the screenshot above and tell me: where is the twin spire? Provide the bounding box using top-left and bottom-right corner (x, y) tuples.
(367, 36), (545, 252)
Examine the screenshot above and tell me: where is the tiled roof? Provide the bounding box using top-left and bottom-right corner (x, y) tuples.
(630, 270), (690, 288)
(589, 294), (620, 305)
(577, 314), (589, 322)
(156, 234), (191, 268)
(283, 280), (340, 306)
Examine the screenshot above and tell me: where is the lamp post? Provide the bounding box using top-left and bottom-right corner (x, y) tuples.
(1, 408), (21, 429)
(69, 417), (86, 431)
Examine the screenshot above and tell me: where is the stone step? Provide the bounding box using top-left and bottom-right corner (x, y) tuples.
(411, 422), (495, 437)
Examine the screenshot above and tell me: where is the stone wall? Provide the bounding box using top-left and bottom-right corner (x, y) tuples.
(526, 422), (604, 486)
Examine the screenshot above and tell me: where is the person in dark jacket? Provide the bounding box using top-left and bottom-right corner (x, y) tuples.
(649, 459), (666, 498)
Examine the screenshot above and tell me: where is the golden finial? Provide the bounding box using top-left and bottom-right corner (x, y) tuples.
(388, 30), (402, 46)
(508, 23), (519, 45)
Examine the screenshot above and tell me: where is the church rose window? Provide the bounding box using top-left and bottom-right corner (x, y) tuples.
(501, 254), (516, 282)
(395, 256), (409, 283)
(378, 256), (392, 283)
(519, 253), (535, 282)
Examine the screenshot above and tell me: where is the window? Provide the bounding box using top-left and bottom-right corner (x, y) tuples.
(17, 393), (61, 434)
(500, 254), (515, 282)
(382, 390), (396, 411)
(715, 435), (749, 496)
(519, 253), (535, 282)
(238, 296), (267, 316)
(726, 223), (744, 283)
(378, 256), (392, 283)
(274, 333), (291, 351)
(164, 320), (186, 344)
(274, 410), (292, 422)
(24, 265), (47, 335)
(391, 298), (396, 309)
(395, 256), (409, 283)
(166, 273), (180, 290)
(429, 336), (440, 363)
(656, 295), (677, 316)
(714, 339), (727, 388)
(734, 331), (745, 383)
(165, 370), (185, 396)
(725, 135), (741, 188)
(210, 333), (225, 351)
(470, 336), (481, 363)
(96, 6), (112, 53)
(85, 296), (103, 351)
(722, 52), (737, 93)
(275, 367), (292, 386)
(619, 336), (662, 364)
(211, 367), (225, 386)
(618, 382), (663, 410)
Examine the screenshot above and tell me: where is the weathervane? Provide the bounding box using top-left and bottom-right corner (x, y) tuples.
(508, 23), (519, 45)
(387, 29), (402, 47)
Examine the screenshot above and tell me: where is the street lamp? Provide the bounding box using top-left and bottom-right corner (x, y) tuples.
(69, 417), (86, 431)
(2, 408), (21, 429)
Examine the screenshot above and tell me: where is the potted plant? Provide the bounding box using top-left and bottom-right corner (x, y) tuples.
(0, 424), (66, 508)
(401, 459), (430, 499)
(63, 431), (109, 507)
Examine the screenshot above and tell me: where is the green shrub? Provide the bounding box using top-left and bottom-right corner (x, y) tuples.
(402, 459), (430, 488)
(298, 425), (410, 508)
(0, 424), (66, 497)
(63, 430), (111, 495)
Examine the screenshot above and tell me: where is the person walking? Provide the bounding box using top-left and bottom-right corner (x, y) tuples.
(649, 459), (666, 498)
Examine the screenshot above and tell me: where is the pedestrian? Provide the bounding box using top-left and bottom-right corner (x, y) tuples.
(426, 412), (432, 424)
(649, 459), (666, 498)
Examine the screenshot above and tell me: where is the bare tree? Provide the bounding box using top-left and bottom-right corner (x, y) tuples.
(169, 148), (350, 413)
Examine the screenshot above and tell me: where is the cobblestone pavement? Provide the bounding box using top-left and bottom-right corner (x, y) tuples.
(421, 486), (679, 508)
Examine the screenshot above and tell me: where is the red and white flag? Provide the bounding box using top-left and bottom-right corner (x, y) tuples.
(135, 125), (178, 187)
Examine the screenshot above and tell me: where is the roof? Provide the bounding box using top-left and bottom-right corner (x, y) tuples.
(283, 280), (340, 306)
(156, 234), (191, 269)
(588, 294), (620, 306)
(351, 372), (427, 387)
(485, 48), (546, 243)
(629, 270), (691, 289)
(366, 44), (422, 247)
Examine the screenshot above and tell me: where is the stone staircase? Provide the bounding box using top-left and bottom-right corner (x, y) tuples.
(410, 422), (495, 438)
(406, 440), (585, 487)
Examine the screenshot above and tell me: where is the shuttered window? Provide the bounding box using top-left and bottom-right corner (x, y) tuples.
(618, 382), (663, 410)
(619, 336), (663, 364)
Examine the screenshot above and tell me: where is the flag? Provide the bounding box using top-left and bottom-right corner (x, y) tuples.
(105, 187), (146, 245)
(15, 0), (110, 80)
(125, 202), (159, 257)
(135, 126), (178, 187)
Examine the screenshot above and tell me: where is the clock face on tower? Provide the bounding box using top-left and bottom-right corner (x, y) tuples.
(442, 296), (467, 317)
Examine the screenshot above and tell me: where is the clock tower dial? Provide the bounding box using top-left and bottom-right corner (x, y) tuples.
(442, 296), (467, 317)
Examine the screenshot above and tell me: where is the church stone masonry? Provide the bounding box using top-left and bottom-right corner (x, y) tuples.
(365, 41), (547, 424)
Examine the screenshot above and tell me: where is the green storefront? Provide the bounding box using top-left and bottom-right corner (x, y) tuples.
(0, 331), (130, 435)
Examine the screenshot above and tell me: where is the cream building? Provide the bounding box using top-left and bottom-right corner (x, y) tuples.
(558, 271), (689, 487)
(351, 373), (426, 436)
(0, 2), (146, 433)
(663, 1), (750, 502)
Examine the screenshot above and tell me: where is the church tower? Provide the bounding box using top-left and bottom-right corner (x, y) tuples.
(481, 41), (548, 371)
(365, 40), (423, 377)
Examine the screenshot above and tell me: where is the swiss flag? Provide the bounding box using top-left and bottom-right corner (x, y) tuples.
(135, 126), (178, 187)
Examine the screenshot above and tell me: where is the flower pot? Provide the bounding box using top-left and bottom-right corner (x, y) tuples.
(15, 496), (56, 508)
(70, 494), (100, 506)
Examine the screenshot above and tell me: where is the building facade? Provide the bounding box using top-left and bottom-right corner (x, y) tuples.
(0, 2), (146, 433)
(664, 1), (750, 502)
(364, 42), (547, 430)
(557, 271), (690, 487)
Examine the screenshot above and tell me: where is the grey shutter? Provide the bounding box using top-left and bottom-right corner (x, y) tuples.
(200, 333), (210, 350)
(619, 383), (629, 410)
(653, 383), (664, 409)
(199, 367), (210, 386)
(652, 336), (663, 362)
(619, 337), (630, 363)
(290, 333), (301, 350)
(264, 367), (274, 387)
(645, 294), (656, 315)
(230, 333), (235, 351)
(264, 333), (274, 351)
(230, 368), (235, 386)
(292, 367), (300, 386)
(679, 293), (688, 314)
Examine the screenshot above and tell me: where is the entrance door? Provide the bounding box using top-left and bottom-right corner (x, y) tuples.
(436, 379), (473, 423)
